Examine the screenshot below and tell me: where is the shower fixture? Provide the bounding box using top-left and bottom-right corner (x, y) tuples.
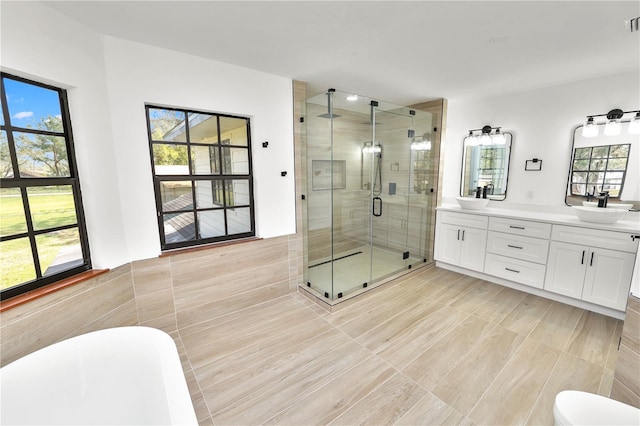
(363, 142), (383, 196)
(317, 88), (342, 119)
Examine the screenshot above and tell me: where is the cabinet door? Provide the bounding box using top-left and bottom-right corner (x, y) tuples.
(435, 223), (462, 265)
(582, 248), (635, 311)
(459, 227), (487, 272)
(544, 241), (587, 299)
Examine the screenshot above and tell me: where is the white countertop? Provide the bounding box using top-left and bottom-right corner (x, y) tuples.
(437, 204), (640, 233)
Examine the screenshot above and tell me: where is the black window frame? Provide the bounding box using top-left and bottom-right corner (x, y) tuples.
(0, 72), (92, 301)
(145, 105), (255, 251)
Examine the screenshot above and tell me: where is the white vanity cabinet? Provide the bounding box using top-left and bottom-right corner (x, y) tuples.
(435, 206), (640, 319)
(484, 217), (551, 289)
(435, 211), (488, 272)
(544, 225), (638, 311)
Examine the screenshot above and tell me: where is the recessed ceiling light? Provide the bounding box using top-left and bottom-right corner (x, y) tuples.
(346, 95), (358, 101)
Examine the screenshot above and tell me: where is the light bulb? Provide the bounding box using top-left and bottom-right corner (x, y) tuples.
(465, 132), (478, 146)
(604, 119), (621, 136)
(480, 133), (492, 145)
(492, 129), (506, 145)
(582, 117), (599, 138)
(629, 112), (640, 134)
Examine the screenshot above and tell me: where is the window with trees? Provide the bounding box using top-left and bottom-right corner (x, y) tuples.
(146, 106), (255, 250)
(0, 73), (91, 300)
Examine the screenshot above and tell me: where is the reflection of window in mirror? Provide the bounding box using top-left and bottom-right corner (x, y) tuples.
(570, 144), (630, 198)
(461, 132), (512, 200)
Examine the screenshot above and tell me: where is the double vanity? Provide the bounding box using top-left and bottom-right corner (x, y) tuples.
(434, 204), (640, 319)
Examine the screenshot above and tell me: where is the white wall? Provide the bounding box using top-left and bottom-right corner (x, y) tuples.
(1, 1), (129, 268)
(102, 37), (295, 261)
(1, 2), (296, 267)
(443, 69), (640, 208)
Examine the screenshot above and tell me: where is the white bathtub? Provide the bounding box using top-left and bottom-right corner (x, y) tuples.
(0, 326), (197, 425)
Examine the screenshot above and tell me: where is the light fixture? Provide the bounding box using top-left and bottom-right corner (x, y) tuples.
(492, 128), (506, 145)
(582, 117), (599, 138)
(582, 108), (640, 137)
(629, 111), (640, 134)
(466, 125), (505, 146)
(604, 109), (623, 136)
(465, 130), (479, 146)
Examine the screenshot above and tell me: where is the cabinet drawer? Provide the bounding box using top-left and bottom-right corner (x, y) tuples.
(552, 225), (638, 253)
(438, 211), (488, 229)
(484, 253), (546, 289)
(486, 231), (549, 264)
(489, 217), (551, 239)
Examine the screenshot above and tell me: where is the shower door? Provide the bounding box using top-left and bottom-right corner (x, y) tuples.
(304, 90), (432, 300)
(367, 104), (420, 285)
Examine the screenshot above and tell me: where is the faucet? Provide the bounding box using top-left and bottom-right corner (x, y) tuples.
(585, 186), (597, 202)
(482, 183), (494, 199)
(596, 191), (609, 208)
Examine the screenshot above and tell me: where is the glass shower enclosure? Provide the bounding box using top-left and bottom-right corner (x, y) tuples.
(304, 89), (435, 300)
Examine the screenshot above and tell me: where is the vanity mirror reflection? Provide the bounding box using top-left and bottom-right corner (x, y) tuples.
(566, 121), (640, 211)
(461, 126), (512, 200)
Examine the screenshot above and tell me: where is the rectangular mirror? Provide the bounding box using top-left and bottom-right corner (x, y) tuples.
(566, 122), (639, 210)
(461, 133), (512, 200)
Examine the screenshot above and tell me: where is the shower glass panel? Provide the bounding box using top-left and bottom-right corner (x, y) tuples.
(305, 89), (433, 300)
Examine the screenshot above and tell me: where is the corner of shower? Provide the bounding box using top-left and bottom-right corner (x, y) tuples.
(300, 88), (441, 307)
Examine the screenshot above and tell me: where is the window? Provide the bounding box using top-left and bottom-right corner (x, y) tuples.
(570, 144), (630, 197)
(0, 73), (91, 300)
(146, 106), (255, 250)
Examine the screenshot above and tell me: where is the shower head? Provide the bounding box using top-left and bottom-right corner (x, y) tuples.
(317, 113), (342, 119)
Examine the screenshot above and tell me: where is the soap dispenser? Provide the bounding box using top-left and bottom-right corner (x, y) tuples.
(475, 187), (482, 198)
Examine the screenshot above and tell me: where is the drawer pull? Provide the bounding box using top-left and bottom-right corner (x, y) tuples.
(457, 229), (460, 241)
(507, 244), (523, 250)
(505, 267), (520, 273)
(462, 230), (465, 241)
(590, 251), (594, 267)
(581, 250), (585, 265)
(509, 225), (525, 230)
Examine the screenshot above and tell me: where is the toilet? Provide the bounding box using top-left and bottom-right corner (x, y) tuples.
(554, 390), (640, 425)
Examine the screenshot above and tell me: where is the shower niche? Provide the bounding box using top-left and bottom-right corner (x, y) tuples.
(303, 89), (438, 301)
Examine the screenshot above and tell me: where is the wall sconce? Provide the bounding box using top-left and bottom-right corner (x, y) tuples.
(465, 125), (505, 146)
(582, 108), (640, 137)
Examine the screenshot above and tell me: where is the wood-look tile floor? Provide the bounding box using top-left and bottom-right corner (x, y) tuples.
(174, 266), (623, 426)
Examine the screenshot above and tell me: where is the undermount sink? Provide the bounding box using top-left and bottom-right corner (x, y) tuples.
(456, 197), (490, 210)
(572, 206), (627, 224)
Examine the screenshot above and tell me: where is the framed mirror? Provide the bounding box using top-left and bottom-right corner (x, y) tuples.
(566, 122), (639, 210)
(461, 132), (512, 200)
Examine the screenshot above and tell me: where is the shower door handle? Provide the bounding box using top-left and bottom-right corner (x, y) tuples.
(372, 197), (382, 217)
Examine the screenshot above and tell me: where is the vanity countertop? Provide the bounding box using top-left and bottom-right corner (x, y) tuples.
(437, 204), (640, 233)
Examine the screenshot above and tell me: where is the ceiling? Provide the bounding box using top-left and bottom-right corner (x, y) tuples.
(44, 1), (640, 105)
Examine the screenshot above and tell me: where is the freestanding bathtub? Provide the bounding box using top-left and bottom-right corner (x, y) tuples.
(0, 326), (197, 425)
